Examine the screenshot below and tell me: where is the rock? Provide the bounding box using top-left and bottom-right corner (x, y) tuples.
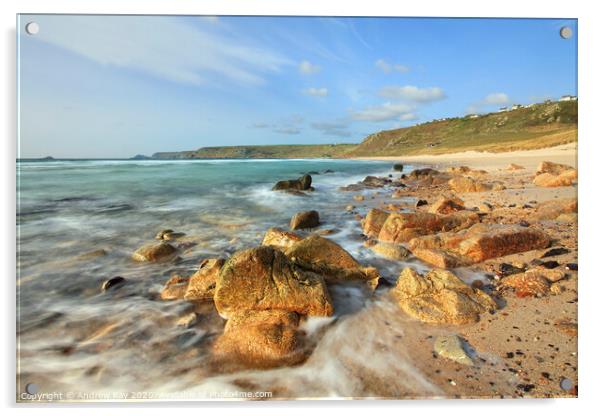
(78, 248), (108, 260)
(184, 258), (225, 301)
(554, 319), (577, 337)
(160, 275), (190, 300)
(408, 224), (550, 266)
(370, 242), (411, 260)
(415, 199), (428, 208)
(556, 213), (577, 223)
(428, 196), (465, 214)
(377, 211), (479, 244)
(447, 166), (487, 176)
(345, 205), (355, 212)
(540, 260), (560, 269)
(361, 208), (390, 238)
(155, 229), (174, 240)
(393, 163), (404, 172)
(101, 276), (126, 292)
(132, 242), (177, 262)
(273, 174), (312, 191)
(261, 227), (303, 250)
(362, 176), (390, 187)
(176, 312), (197, 328)
(434, 335), (474, 366)
(409, 248), (467, 269)
(408, 168), (440, 179)
(533, 198), (577, 221)
(448, 177), (492, 193)
(498, 262), (525, 277)
(566, 263), (578, 271)
(533, 171), (576, 187)
(285, 235), (379, 286)
(536, 161), (575, 176)
(214, 246), (333, 318)
(507, 163), (525, 170)
(477, 202), (493, 212)
(212, 310), (305, 368)
(500, 272), (549, 297)
(392, 268), (497, 325)
(290, 210), (320, 230)
(492, 183), (506, 191)
(525, 268), (565, 282)
(162, 232), (186, 241)
(353, 194), (365, 202)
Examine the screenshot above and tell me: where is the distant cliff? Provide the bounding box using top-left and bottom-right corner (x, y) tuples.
(152, 144), (356, 159)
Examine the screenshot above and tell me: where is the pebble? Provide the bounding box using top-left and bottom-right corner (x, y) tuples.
(540, 260), (560, 269)
(541, 247), (570, 258)
(176, 313), (198, 328)
(415, 199), (428, 208)
(101, 276), (126, 292)
(560, 377), (573, 391)
(566, 263), (578, 271)
(434, 335), (474, 366)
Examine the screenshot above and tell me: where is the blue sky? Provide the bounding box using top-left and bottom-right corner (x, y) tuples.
(18, 15), (577, 158)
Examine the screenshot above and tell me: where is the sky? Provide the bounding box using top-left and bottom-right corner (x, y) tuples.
(18, 15), (577, 158)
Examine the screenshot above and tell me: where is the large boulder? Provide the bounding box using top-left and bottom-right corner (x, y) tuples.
(533, 161), (577, 188)
(428, 196), (465, 214)
(214, 246), (333, 318)
(212, 309), (305, 368)
(272, 174), (312, 191)
(392, 268), (497, 325)
(361, 176), (390, 187)
(446, 166), (487, 176)
(377, 211), (479, 244)
(408, 223), (550, 267)
(184, 258), (225, 301)
(261, 227), (303, 250)
(290, 210), (320, 230)
(132, 242), (176, 262)
(285, 235), (379, 286)
(361, 208), (390, 238)
(448, 177), (492, 193)
(408, 168), (440, 179)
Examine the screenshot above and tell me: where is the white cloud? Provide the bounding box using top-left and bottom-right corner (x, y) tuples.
(375, 59), (409, 74)
(484, 93), (510, 105)
(378, 85), (446, 103)
(29, 15), (292, 86)
(303, 87), (328, 97)
(398, 113), (418, 121)
(351, 102), (415, 122)
(299, 60), (321, 75)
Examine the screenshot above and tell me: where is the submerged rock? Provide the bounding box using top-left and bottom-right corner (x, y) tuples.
(434, 335), (474, 366)
(212, 309), (305, 368)
(392, 268), (497, 325)
(377, 211), (479, 244)
(160, 275), (190, 300)
(290, 210), (320, 230)
(393, 163), (404, 172)
(272, 174), (312, 192)
(155, 229), (174, 240)
(361, 208), (390, 238)
(184, 258), (225, 301)
(261, 227), (303, 250)
(101, 276), (126, 292)
(214, 246), (333, 318)
(285, 235), (379, 287)
(369, 242), (411, 260)
(408, 223), (550, 267)
(132, 242), (176, 262)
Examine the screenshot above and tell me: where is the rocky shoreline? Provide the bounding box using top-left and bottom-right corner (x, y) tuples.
(98, 159), (578, 399)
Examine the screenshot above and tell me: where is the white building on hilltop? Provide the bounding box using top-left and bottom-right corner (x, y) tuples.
(559, 95), (577, 102)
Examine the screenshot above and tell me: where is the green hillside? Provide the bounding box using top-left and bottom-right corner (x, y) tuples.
(345, 100), (577, 157)
(152, 144), (356, 159)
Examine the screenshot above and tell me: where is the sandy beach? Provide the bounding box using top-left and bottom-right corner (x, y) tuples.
(353, 142), (578, 171)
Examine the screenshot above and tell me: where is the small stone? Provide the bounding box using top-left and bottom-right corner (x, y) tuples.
(353, 195), (365, 202)
(542, 247), (570, 258)
(560, 378), (573, 391)
(519, 220), (530, 227)
(540, 260), (560, 269)
(176, 313), (197, 328)
(415, 199), (428, 208)
(550, 283), (564, 295)
(434, 335), (474, 366)
(346, 205), (355, 212)
(566, 263), (578, 271)
(155, 229), (174, 240)
(101, 276), (126, 292)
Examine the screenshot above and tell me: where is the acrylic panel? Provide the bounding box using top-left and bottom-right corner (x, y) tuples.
(16, 14), (578, 402)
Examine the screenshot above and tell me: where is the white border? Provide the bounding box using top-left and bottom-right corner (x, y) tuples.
(2, 1), (601, 415)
